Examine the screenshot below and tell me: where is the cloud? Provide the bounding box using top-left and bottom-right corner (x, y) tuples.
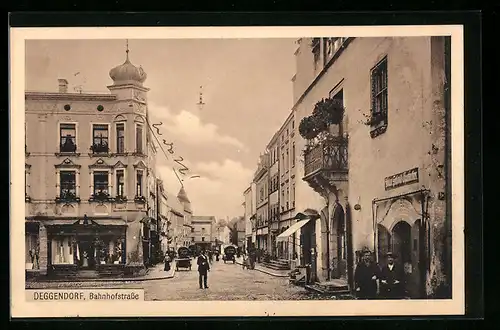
(148, 102), (247, 151)
(156, 159), (253, 219)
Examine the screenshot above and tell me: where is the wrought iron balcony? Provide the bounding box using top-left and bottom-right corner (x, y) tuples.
(90, 143), (109, 154)
(89, 190), (113, 203)
(303, 135), (348, 180)
(114, 195), (128, 203)
(134, 195), (147, 204)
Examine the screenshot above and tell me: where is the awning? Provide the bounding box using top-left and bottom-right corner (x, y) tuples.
(276, 219), (310, 242)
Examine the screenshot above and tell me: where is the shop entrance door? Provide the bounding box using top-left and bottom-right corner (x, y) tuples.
(78, 239), (96, 269)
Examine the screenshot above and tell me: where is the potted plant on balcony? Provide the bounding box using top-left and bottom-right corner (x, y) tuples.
(89, 190), (111, 202)
(55, 189), (80, 203)
(312, 98), (345, 127)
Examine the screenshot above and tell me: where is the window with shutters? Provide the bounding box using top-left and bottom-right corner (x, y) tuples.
(369, 57), (388, 138)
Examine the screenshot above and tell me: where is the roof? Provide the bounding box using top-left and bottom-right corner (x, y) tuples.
(192, 215), (216, 223)
(177, 187), (191, 203)
(165, 191), (184, 214)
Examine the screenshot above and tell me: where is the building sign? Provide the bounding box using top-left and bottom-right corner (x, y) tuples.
(384, 168), (419, 190)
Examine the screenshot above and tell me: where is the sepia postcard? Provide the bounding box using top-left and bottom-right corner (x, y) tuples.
(10, 25), (465, 318)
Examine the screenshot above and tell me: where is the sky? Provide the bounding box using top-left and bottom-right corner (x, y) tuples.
(25, 38), (297, 220)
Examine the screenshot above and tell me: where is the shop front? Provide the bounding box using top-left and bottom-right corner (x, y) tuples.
(44, 218), (128, 278)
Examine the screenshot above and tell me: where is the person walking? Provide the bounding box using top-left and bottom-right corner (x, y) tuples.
(354, 248), (380, 299)
(197, 249), (210, 289)
(379, 252), (406, 299)
(164, 252), (171, 272)
(248, 243), (257, 270)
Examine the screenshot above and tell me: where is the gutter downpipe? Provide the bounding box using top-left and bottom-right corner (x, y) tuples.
(372, 199), (378, 264)
(326, 200), (331, 281)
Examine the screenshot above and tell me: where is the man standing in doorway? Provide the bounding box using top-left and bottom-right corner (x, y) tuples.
(197, 249), (210, 289)
(379, 252), (406, 299)
(354, 247), (380, 299)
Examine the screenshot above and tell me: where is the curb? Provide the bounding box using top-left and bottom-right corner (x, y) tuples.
(235, 260), (289, 278)
(27, 263), (177, 283)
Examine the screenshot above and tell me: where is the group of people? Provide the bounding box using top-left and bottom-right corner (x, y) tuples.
(354, 248), (408, 299)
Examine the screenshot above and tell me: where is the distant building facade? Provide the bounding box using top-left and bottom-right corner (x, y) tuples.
(253, 153), (269, 251)
(191, 215), (216, 251)
(266, 133), (280, 258)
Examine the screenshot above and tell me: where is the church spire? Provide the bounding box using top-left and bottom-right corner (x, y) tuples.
(125, 39), (130, 62)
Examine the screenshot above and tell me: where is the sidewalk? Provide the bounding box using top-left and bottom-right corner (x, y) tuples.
(235, 257), (289, 278)
(27, 261), (177, 283)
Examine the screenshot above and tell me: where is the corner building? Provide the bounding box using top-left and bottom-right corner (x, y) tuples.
(25, 49), (158, 278)
(293, 37), (451, 298)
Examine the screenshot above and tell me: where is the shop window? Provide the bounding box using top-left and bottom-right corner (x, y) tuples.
(116, 170), (125, 197)
(51, 237), (74, 265)
(136, 124), (143, 153)
(91, 124), (109, 153)
(25, 234), (39, 268)
(59, 123), (77, 153)
(116, 123), (125, 153)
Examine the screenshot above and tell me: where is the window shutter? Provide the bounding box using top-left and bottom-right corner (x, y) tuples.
(370, 69), (377, 115)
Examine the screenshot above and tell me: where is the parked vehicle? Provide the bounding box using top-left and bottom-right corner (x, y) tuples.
(175, 247), (192, 271)
(223, 245), (237, 264)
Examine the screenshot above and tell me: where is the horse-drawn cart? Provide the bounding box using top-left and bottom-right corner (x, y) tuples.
(175, 247), (192, 271)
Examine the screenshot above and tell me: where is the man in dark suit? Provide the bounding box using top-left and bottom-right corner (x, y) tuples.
(354, 247), (380, 299)
(379, 252), (406, 299)
(197, 249), (210, 289)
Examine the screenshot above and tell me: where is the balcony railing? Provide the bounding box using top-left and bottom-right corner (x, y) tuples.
(55, 190), (81, 204)
(89, 190), (112, 203)
(303, 136), (348, 178)
(90, 143), (109, 154)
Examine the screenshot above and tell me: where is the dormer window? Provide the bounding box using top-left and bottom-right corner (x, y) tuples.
(91, 124), (109, 153)
(60, 123), (77, 153)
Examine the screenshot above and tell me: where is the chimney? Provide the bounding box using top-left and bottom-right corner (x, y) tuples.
(58, 79), (68, 93)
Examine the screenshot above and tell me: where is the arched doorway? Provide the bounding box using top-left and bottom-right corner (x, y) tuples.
(330, 203), (346, 279)
(392, 221), (412, 266)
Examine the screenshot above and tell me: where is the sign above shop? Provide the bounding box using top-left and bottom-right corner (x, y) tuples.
(385, 168), (419, 190)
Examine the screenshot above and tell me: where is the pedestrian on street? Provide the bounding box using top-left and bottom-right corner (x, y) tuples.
(242, 253), (249, 270)
(197, 249), (210, 289)
(248, 243), (256, 270)
(208, 250), (213, 264)
(354, 247), (380, 299)
(379, 252), (406, 299)
(164, 252), (171, 272)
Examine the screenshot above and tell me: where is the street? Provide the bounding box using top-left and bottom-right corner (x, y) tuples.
(26, 260), (319, 301)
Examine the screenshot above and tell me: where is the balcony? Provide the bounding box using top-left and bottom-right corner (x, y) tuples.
(90, 141), (109, 155)
(303, 136), (348, 193)
(89, 190), (113, 203)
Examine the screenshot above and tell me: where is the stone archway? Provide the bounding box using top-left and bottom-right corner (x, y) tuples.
(330, 203), (346, 279)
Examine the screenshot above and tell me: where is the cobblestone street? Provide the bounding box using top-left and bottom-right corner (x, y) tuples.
(26, 260), (322, 301)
